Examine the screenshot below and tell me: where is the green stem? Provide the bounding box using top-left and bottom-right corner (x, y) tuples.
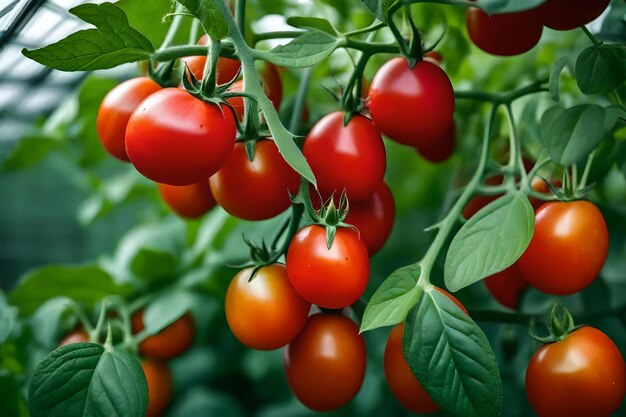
(67, 300), (94, 334)
(160, 4), (185, 49)
(153, 45), (236, 61)
(236, 0), (246, 38)
(345, 22), (386, 38)
(289, 67), (313, 133)
(344, 38), (400, 54)
(470, 304), (626, 325)
(504, 104), (527, 191)
(253, 30), (304, 43)
(189, 18), (200, 44)
(580, 150), (596, 189)
(580, 26), (600, 46)
(455, 79), (549, 105)
(271, 203), (304, 262)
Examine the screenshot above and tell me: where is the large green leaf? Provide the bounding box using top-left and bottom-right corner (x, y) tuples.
(575, 44), (626, 95)
(117, 0), (191, 48)
(175, 0), (229, 40)
(286, 17), (337, 36)
(257, 32), (340, 68)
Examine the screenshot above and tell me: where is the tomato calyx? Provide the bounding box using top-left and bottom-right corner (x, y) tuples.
(529, 303), (582, 344)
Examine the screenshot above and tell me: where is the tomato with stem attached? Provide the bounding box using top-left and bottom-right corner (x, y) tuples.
(537, 0), (610, 31)
(157, 181), (216, 219)
(132, 311), (195, 359)
(183, 35), (241, 85)
(484, 264), (528, 309)
(142, 359), (172, 417)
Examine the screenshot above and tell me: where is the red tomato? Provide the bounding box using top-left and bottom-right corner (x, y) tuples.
(369, 57), (454, 147)
(484, 264), (528, 309)
(466, 8), (543, 56)
(225, 80), (245, 120)
(259, 61), (283, 111)
(284, 313), (366, 412)
(416, 121), (456, 163)
(286, 225), (369, 309)
(526, 327), (626, 417)
(209, 139), (300, 220)
(59, 330), (89, 346)
(157, 181), (216, 219)
(537, 0), (610, 31)
(183, 35), (241, 85)
(141, 359), (172, 417)
(518, 201), (609, 295)
(125, 88), (236, 186)
(303, 112), (386, 201)
(423, 51), (443, 65)
(225, 264), (311, 350)
(132, 311), (195, 359)
(528, 177), (561, 211)
(96, 77), (161, 162)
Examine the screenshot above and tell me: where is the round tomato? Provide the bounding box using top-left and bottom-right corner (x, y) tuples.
(96, 77), (161, 162)
(183, 35), (241, 85)
(284, 313), (366, 412)
(210, 139), (300, 220)
(526, 327), (626, 417)
(131, 311), (195, 359)
(286, 225), (369, 309)
(125, 88), (236, 186)
(416, 121), (456, 163)
(141, 359), (172, 417)
(537, 0), (610, 31)
(517, 201), (609, 295)
(157, 181), (216, 219)
(369, 57), (454, 147)
(484, 264), (528, 309)
(466, 8), (543, 56)
(303, 112), (386, 201)
(59, 330), (89, 347)
(225, 264), (311, 350)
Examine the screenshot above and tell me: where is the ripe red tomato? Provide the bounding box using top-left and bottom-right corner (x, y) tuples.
(59, 330), (89, 346)
(183, 35), (241, 85)
(226, 71), (282, 121)
(286, 225), (369, 309)
(259, 61), (283, 111)
(303, 112), (386, 201)
(466, 8), (543, 56)
(131, 311), (195, 359)
(518, 201), (609, 295)
(526, 327), (626, 417)
(157, 181), (216, 219)
(125, 88), (236, 186)
(423, 51), (443, 65)
(284, 313), (366, 412)
(369, 57), (454, 147)
(484, 264), (528, 309)
(209, 139), (300, 220)
(528, 177), (561, 211)
(537, 0), (610, 31)
(141, 359), (172, 417)
(96, 77), (161, 162)
(416, 121), (456, 163)
(225, 264), (311, 350)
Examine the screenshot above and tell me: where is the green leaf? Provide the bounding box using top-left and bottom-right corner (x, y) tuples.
(9, 265), (133, 316)
(257, 32), (339, 68)
(143, 290), (194, 335)
(404, 288), (502, 417)
(176, 0), (229, 40)
(473, 0), (547, 13)
(29, 344), (147, 417)
(0, 293), (18, 344)
(0, 373), (28, 417)
(1, 136), (62, 173)
(361, 0), (395, 22)
(575, 44), (626, 95)
(541, 104), (625, 166)
(360, 264), (423, 332)
(549, 56), (569, 102)
(286, 17), (338, 36)
(445, 193), (534, 292)
(22, 2), (154, 71)
(116, 0), (191, 48)
(31, 297), (73, 348)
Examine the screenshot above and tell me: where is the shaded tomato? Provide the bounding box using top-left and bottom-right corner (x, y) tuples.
(517, 201), (609, 295)
(369, 57), (454, 147)
(423, 51), (443, 65)
(304, 112), (386, 201)
(537, 0), (610, 31)
(526, 327), (626, 417)
(226, 72), (282, 121)
(157, 181), (216, 219)
(259, 61), (283, 110)
(125, 88), (236, 186)
(225, 264), (311, 350)
(416, 121), (456, 163)
(183, 35), (241, 85)
(484, 264), (528, 309)
(284, 313), (366, 412)
(462, 175), (504, 219)
(434, 286), (468, 314)
(142, 359), (172, 417)
(528, 177), (561, 211)
(132, 311), (195, 359)
(96, 77), (161, 162)
(210, 139), (300, 220)
(59, 330), (89, 346)
(286, 225), (369, 309)
(466, 8), (543, 56)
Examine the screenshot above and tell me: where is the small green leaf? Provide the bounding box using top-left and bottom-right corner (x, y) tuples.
(549, 56), (570, 102)
(575, 44), (626, 95)
(445, 193), (534, 292)
(22, 2), (154, 71)
(143, 290), (194, 335)
(117, 0), (192, 48)
(360, 264), (423, 332)
(176, 0), (229, 40)
(286, 16), (338, 36)
(1, 136), (62, 173)
(361, 0), (395, 22)
(404, 288), (502, 417)
(257, 32), (339, 68)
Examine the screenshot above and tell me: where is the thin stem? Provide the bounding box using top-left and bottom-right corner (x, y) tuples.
(253, 30), (304, 43)
(345, 22), (386, 38)
(160, 3), (185, 49)
(67, 300), (94, 334)
(580, 26), (600, 46)
(505, 104), (527, 191)
(455, 79), (549, 105)
(580, 150), (596, 188)
(343, 38), (400, 54)
(471, 304), (626, 325)
(188, 18), (200, 44)
(236, 0), (246, 38)
(289, 67), (313, 133)
(153, 45), (236, 61)
(271, 203), (304, 261)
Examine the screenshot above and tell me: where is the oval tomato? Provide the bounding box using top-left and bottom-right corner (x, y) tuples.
(284, 313), (366, 412)
(183, 35), (241, 85)
(225, 264), (311, 350)
(141, 359), (172, 417)
(466, 8), (543, 56)
(369, 57), (454, 147)
(303, 112), (386, 201)
(125, 88), (236, 186)
(59, 330), (89, 346)
(132, 311), (195, 359)
(484, 264), (528, 309)
(210, 139), (300, 220)
(416, 121), (456, 163)
(526, 327), (626, 417)
(157, 181), (216, 219)
(96, 77), (161, 162)
(537, 0), (610, 31)
(517, 201), (609, 295)
(286, 225), (369, 309)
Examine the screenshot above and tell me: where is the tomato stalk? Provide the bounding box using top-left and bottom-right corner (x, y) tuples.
(66, 300), (95, 336)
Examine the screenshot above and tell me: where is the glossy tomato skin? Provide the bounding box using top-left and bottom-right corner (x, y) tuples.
(518, 201), (609, 295)
(210, 139), (300, 220)
(284, 313), (366, 412)
(304, 112), (386, 201)
(157, 181), (216, 219)
(484, 264), (528, 309)
(132, 311), (195, 359)
(369, 57), (454, 147)
(183, 35), (241, 85)
(225, 264), (311, 350)
(466, 8), (543, 56)
(286, 225), (369, 309)
(526, 327), (626, 417)
(125, 88), (236, 186)
(96, 77), (161, 162)
(142, 359), (172, 417)
(537, 0), (610, 31)
(59, 330), (89, 346)
(416, 121), (456, 163)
